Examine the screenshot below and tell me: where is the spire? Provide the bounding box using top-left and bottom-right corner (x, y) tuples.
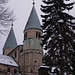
(33, 0), (35, 5)
(24, 2), (42, 31)
(3, 23), (17, 48)
(11, 21), (13, 27)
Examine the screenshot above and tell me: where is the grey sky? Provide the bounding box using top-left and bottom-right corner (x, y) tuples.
(9, 0), (42, 44)
(0, 0), (75, 54)
(0, 0), (42, 54)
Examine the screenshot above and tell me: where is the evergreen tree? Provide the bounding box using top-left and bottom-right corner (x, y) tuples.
(72, 51), (75, 75)
(41, 0), (75, 75)
(72, 41), (75, 75)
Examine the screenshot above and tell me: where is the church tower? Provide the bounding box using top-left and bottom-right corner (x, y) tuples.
(22, 2), (43, 75)
(3, 24), (17, 55)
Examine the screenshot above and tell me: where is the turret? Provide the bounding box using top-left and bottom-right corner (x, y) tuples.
(3, 24), (17, 55)
(20, 2), (43, 75)
(23, 4), (42, 50)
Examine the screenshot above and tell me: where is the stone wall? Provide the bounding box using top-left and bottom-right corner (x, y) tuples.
(19, 50), (43, 75)
(3, 47), (14, 55)
(24, 29), (42, 39)
(8, 45), (23, 64)
(0, 64), (19, 75)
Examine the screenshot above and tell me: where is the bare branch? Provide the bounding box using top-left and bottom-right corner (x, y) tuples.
(0, 0), (15, 34)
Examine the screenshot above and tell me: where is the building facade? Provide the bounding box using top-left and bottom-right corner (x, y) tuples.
(3, 4), (43, 75)
(0, 55), (19, 75)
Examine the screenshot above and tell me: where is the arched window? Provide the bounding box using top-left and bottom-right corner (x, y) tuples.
(7, 68), (10, 72)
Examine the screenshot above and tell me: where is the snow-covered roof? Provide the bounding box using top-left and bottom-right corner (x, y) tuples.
(38, 66), (50, 69)
(0, 54), (19, 67)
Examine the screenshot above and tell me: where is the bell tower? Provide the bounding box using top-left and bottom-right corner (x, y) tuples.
(22, 2), (43, 75)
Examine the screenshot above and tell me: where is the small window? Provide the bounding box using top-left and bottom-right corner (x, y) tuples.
(7, 68), (10, 72)
(36, 32), (41, 38)
(14, 69), (17, 73)
(24, 32), (27, 40)
(14, 52), (17, 58)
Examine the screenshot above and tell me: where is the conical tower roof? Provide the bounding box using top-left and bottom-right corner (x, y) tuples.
(4, 26), (17, 48)
(24, 5), (42, 30)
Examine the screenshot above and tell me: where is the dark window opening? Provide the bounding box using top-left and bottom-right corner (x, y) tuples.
(14, 52), (17, 58)
(34, 60), (37, 63)
(24, 32), (27, 40)
(36, 32), (41, 38)
(7, 68), (10, 72)
(14, 69), (17, 73)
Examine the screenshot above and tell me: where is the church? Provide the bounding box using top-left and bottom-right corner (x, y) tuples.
(0, 2), (43, 75)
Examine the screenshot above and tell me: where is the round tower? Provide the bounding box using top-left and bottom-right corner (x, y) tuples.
(21, 3), (43, 75)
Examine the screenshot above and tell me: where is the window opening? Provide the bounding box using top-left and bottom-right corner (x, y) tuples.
(36, 32), (41, 38)
(14, 51), (17, 58)
(7, 68), (10, 72)
(24, 32), (27, 40)
(14, 69), (17, 73)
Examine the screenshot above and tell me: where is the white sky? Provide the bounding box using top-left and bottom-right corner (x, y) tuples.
(0, 0), (75, 54)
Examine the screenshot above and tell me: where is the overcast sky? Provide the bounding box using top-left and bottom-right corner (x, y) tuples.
(8, 0), (42, 44)
(0, 0), (75, 54)
(0, 0), (42, 54)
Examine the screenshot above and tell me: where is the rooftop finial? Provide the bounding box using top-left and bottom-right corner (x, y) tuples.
(11, 21), (13, 27)
(33, 0), (35, 5)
